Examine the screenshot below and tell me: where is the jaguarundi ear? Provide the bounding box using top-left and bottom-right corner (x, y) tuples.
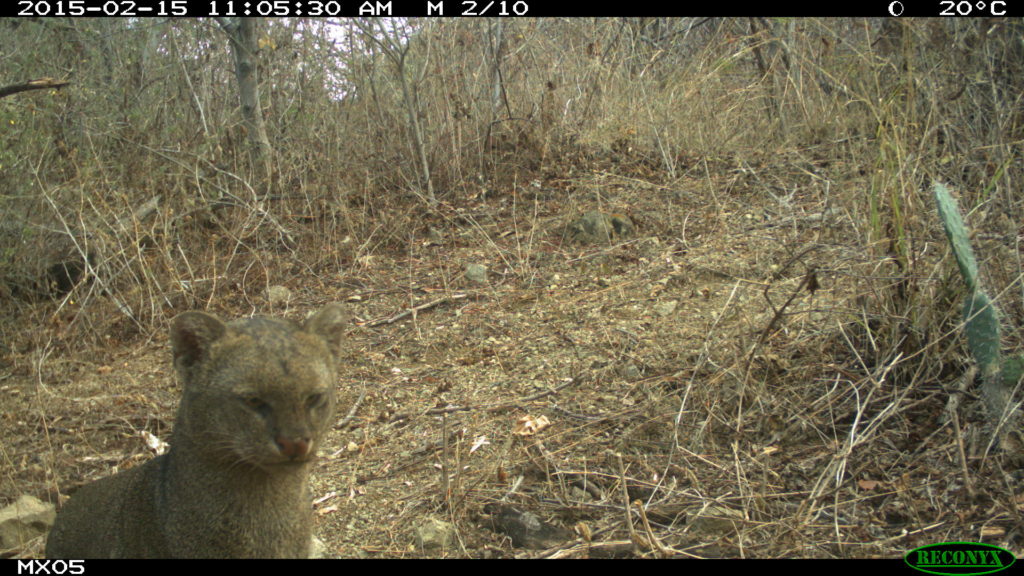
(303, 303), (348, 357)
(171, 311), (228, 371)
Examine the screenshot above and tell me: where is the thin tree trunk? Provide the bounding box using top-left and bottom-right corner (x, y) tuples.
(218, 17), (274, 192)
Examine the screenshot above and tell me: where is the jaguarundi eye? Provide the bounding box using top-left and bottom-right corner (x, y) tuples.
(243, 396), (270, 413)
(306, 393), (326, 408)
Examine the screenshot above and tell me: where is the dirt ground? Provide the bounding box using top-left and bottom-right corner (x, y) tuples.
(3, 151), (1023, 558)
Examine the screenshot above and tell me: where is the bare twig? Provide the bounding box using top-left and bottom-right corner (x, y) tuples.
(366, 293), (469, 327)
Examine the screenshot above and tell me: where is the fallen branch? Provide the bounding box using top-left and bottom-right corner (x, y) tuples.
(0, 77), (70, 99)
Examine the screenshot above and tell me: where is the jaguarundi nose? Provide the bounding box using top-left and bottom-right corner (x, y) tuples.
(276, 436), (312, 459)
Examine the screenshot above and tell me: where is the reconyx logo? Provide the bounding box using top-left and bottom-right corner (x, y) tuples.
(905, 542), (1015, 576)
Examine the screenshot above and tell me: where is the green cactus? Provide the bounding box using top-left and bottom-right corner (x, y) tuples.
(1004, 354), (1024, 390)
(934, 183), (980, 293)
(934, 183), (1019, 436)
(963, 291), (1001, 379)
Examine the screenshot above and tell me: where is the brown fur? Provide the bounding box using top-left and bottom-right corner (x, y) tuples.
(46, 305), (347, 558)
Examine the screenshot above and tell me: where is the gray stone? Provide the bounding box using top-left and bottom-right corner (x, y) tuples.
(0, 494), (55, 550)
(414, 517), (456, 551)
(465, 263), (488, 285)
(566, 211), (634, 244)
(265, 285), (292, 305)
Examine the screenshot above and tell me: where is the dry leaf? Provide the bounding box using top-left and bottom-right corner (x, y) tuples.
(513, 415), (551, 436)
(857, 479), (880, 491)
(470, 435), (490, 453)
(141, 430), (168, 455)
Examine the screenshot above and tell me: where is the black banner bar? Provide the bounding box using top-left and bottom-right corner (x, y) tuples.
(5, 0), (1016, 17)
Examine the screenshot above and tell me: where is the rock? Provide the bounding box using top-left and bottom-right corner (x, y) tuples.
(617, 362), (642, 380)
(485, 503), (570, 549)
(565, 211), (634, 244)
(414, 517), (456, 552)
(653, 300), (678, 317)
(609, 213), (634, 237)
(0, 494), (55, 550)
(265, 285), (292, 306)
(465, 263), (488, 285)
(310, 535), (326, 558)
